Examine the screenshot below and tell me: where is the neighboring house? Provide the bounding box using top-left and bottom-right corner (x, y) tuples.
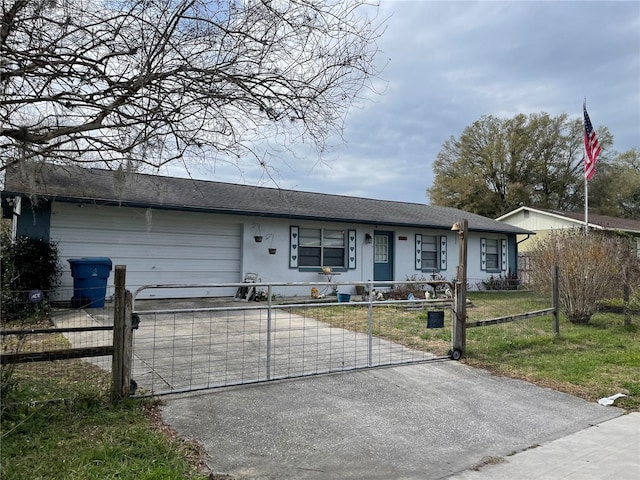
(497, 206), (640, 254)
(2, 164), (530, 300)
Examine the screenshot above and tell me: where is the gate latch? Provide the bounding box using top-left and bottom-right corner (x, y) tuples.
(131, 313), (140, 330)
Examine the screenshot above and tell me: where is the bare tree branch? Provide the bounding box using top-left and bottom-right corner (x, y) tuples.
(1, 0), (384, 173)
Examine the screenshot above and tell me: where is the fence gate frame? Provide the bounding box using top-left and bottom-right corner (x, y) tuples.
(125, 279), (460, 397)
(112, 263), (559, 399)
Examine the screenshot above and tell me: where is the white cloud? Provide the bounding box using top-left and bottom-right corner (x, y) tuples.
(173, 0), (640, 206)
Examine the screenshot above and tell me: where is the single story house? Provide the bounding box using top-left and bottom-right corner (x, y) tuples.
(497, 206), (640, 255)
(3, 164), (531, 299)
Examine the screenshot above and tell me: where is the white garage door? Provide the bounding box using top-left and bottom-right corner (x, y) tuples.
(51, 202), (242, 299)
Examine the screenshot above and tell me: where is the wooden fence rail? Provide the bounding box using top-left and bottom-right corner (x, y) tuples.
(466, 308), (555, 328)
(1, 265), (133, 403)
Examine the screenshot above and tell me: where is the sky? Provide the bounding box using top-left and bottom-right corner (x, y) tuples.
(168, 0), (640, 206)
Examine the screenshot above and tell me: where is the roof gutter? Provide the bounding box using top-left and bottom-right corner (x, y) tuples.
(517, 233), (533, 244)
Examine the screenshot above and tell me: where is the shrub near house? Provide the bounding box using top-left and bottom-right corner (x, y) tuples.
(528, 229), (639, 324)
(0, 234), (61, 322)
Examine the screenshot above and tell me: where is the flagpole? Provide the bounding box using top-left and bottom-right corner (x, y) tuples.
(584, 97), (589, 232)
(584, 153), (589, 233)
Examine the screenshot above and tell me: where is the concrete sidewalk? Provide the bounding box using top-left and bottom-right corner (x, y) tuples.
(447, 412), (640, 480)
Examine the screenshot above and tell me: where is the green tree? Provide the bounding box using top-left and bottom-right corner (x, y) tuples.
(428, 112), (613, 218)
(589, 148), (640, 219)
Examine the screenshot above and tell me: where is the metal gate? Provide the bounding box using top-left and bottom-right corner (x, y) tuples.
(130, 282), (453, 396)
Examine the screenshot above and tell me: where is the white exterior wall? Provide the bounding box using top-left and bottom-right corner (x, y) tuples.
(49, 202), (515, 300)
(241, 221), (512, 295)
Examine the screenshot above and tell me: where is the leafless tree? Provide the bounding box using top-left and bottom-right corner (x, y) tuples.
(529, 229), (639, 324)
(1, 0), (384, 174)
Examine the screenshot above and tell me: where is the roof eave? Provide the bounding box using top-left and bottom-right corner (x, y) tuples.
(3, 191), (529, 234)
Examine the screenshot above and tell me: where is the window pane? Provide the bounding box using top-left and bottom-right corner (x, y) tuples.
(486, 239), (499, 254)
(423, 235), (437, 252)
(421, 235), (438, 269)
(375, 236), (388, 263)
(300, 228), (321, 247)
(299, 246), (321, 266)
(323, 229), (345, 247)
(323, 247), (345, 266)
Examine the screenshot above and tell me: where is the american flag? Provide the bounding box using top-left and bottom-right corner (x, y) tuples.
(583, 103), (601, 181)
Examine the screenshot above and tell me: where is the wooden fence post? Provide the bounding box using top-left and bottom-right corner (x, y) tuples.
(111, 265), (132, 402)
(452, 282), (466, 358)
(123, 289), (133, 397)
(552, 265), (560, 335)
(451, 219), (468, 359)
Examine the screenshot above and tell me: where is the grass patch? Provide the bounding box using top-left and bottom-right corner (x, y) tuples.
(297, 291), (640, 411)
(465, 311), (640, 411)
(294, 303), (453, 356)
(1, 324), (210, 480)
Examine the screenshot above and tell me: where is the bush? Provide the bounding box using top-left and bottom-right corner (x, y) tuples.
(528, 229), (639, 324)
(0, 233), (61, 322)
(479, 272), (520, 291)
(386, 275), (430, 300)
(596, 296), (640, 314)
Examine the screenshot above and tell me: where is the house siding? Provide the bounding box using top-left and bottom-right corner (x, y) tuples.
(49, 202), (242, 300)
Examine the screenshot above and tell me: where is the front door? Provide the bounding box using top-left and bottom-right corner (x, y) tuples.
(373, 231), (394, 283)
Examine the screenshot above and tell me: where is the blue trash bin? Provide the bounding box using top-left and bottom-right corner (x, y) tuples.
(68, 257), (112, 308)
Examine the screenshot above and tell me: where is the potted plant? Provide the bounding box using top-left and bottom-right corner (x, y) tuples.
(253, 223), (263, 242)
(266, 234), (275, 254)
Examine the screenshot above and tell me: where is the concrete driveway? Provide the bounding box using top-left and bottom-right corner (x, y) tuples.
(160, 360), (623, 480)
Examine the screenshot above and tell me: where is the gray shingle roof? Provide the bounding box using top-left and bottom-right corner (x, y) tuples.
(543, 209), (640, 234)
(3, 163), (530, 234)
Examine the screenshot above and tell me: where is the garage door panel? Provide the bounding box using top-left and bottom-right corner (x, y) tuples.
(109, 247), (240, 262)
(123, 260), (241, 274)
(51, 203), (242, 299)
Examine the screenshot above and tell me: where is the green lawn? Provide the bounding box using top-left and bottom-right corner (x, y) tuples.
(464, 310), (640, 411)
(462, 291), (640, 410)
